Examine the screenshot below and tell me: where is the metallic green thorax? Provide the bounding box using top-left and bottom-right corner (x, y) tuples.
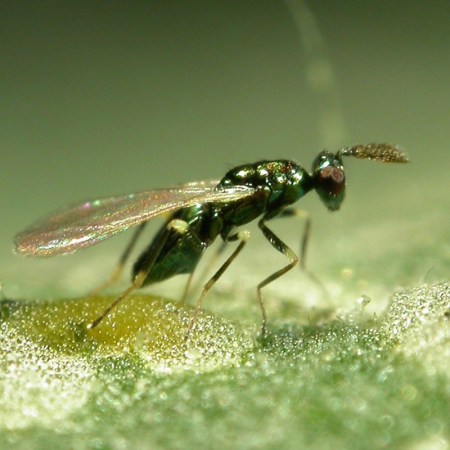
(218, 160), (313, 223)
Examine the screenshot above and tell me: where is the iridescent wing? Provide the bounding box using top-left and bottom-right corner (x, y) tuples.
(15, 180), (255, 257)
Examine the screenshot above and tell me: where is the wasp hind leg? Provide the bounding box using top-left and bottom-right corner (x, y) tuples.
(87, 219), (190, 330)
(88, 221), (148, 296)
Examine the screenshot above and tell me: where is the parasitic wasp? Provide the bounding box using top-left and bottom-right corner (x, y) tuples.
(15, 143), (409, 337)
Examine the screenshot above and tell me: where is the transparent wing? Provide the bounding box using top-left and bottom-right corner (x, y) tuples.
(15, 180), (255, 257)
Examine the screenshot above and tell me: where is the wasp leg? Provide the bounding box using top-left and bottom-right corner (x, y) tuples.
(257, 217), (299, 338)
(185, 230), (250, 341)
(273, 208), (327, 297)
(87, 219), (188, 330)
(180, 239), (228, 304)
(89, 221), (148, 295)
(276, 208), (310, 270)
(179, 272), (195, 305)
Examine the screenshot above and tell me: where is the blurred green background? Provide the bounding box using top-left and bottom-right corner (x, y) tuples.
(1, 1), (449, 449)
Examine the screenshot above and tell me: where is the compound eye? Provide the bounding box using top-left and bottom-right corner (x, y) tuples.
(318, 166), (345, 196)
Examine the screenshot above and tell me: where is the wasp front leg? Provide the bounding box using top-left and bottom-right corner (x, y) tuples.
(256, 215), (300, 337)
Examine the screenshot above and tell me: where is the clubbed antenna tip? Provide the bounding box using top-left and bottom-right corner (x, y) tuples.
(337, 143), (410, 163)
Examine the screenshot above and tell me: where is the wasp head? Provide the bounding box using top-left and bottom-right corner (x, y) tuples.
(312, 151), (346, 211)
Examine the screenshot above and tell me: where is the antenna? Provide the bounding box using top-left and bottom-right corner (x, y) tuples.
(337, 143), (410, 163)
